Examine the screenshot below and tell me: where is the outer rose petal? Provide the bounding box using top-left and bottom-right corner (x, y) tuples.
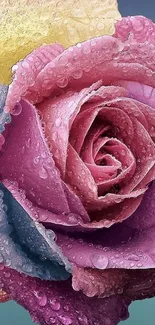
(0, 98), (89, 223)
(56, 218), (155, 270)
(5, 30), (155, 111)
(125, 181), (155, 230)
(8, 43), (64, 112)
(0, 182), (71, 280)
(114, 16), (155, 45)
(0, 99), (70, 214)
(0, 265), (130, 325)
(72, 265), (155, 300)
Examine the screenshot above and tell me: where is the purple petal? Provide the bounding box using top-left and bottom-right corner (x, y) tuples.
(0, 99), (69, 214)
(0, 98), (89, 226)
(0, 265), (130, 325)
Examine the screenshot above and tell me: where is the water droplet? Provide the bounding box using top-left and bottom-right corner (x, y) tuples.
(25, 138), (31, 148)
(72, 70), (83, 79)
(55, 117), (61, 127)
(2, 204), (7, 212)
(56, 78), (68, 88)
(50, 299), (61, 311)
(34, 290), (47, 307)
(137, 262), (143, 267)
(67, 244), (73, 249)
(103, 317), (111, 325)
(49, 317), (56, 324)
(118, 41), (125, 52)
(63, 305), (70, 312)
(127, 254), (139, 262)
(77, 315), (88, 325)
(12, 64), (18, 72)
(4, 271), (10, 278)
(121, 150), (126, 156)
(130, 262), (135, 268)
(22, 263), (33, 273)
(68, 213), (78, 224)
(39, 166), (48, 179)
(91, 254), (109, 269)
(58, 315), (73, 325)
(12, 103), (22, 115)
(41, 152), (46, 158)
(82, 46), (91, 55)
(33, 156), (40, 164)
(5, 259), (11, 267)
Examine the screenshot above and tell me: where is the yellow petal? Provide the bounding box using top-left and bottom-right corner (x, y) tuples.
(0, 0), (121, 85)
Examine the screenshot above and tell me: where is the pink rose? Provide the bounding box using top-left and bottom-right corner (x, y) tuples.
(1, 15), (155, 325)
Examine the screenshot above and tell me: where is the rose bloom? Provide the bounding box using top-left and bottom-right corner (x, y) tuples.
(1, 15), (155, 325)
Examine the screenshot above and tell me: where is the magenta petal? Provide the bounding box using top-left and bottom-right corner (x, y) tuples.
(5, 33), (155, 112)
(0, 99), (70, 214)
(114, 15), (155, 45)
(125, 181), (155, 230)
(5, 44), (64, 113)
(38, 82), (101, 177)
(56, 217), (155, 270)
(0, 265), (130, 325)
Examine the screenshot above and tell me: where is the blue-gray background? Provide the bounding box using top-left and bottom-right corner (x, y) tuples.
(1, 0), (155, 324)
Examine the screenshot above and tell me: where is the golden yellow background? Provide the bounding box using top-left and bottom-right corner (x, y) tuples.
(0, 0), (120, 84)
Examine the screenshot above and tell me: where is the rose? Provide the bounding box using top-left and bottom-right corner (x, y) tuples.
(1, 14), (155, 325)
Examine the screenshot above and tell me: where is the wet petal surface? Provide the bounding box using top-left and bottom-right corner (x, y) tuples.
(0, 182), (71, 280)
(0, 265), (130, 325)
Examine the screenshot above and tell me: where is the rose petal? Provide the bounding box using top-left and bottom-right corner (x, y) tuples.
(72, 266), (129, 298)
(125, 181), (155, 230)
(5, 33), (155, 112)
(7, 43), (64, 113)
(56, 215), (155, 270)
(102, 97), (155, 192)
(0, 99), (70, 214)
(72, 266), (155, 301)
(0, 85), (11, 145)
(66, 143), (145, 227)
(38, 81), (101, 177)
(114, 80), (155, 109)
(0, 265), (130, 325)
(114, 16), (155, 45)
(0, 182), (70, 280)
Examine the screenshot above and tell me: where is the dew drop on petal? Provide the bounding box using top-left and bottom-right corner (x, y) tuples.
(49, 318), (56, 324)
(55, 117), (62, 127)
(90, 254), (109, 269)
(58, 315), (73, 325)
(49, 299), (61, 311)
(39, 166), (48, 179)
(63, 305), (70, 312)
(33, 290), (47, 307)
(103, 317), (112, 325)
(12, 103), (22, 115)
(77, 315), (88, 325)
